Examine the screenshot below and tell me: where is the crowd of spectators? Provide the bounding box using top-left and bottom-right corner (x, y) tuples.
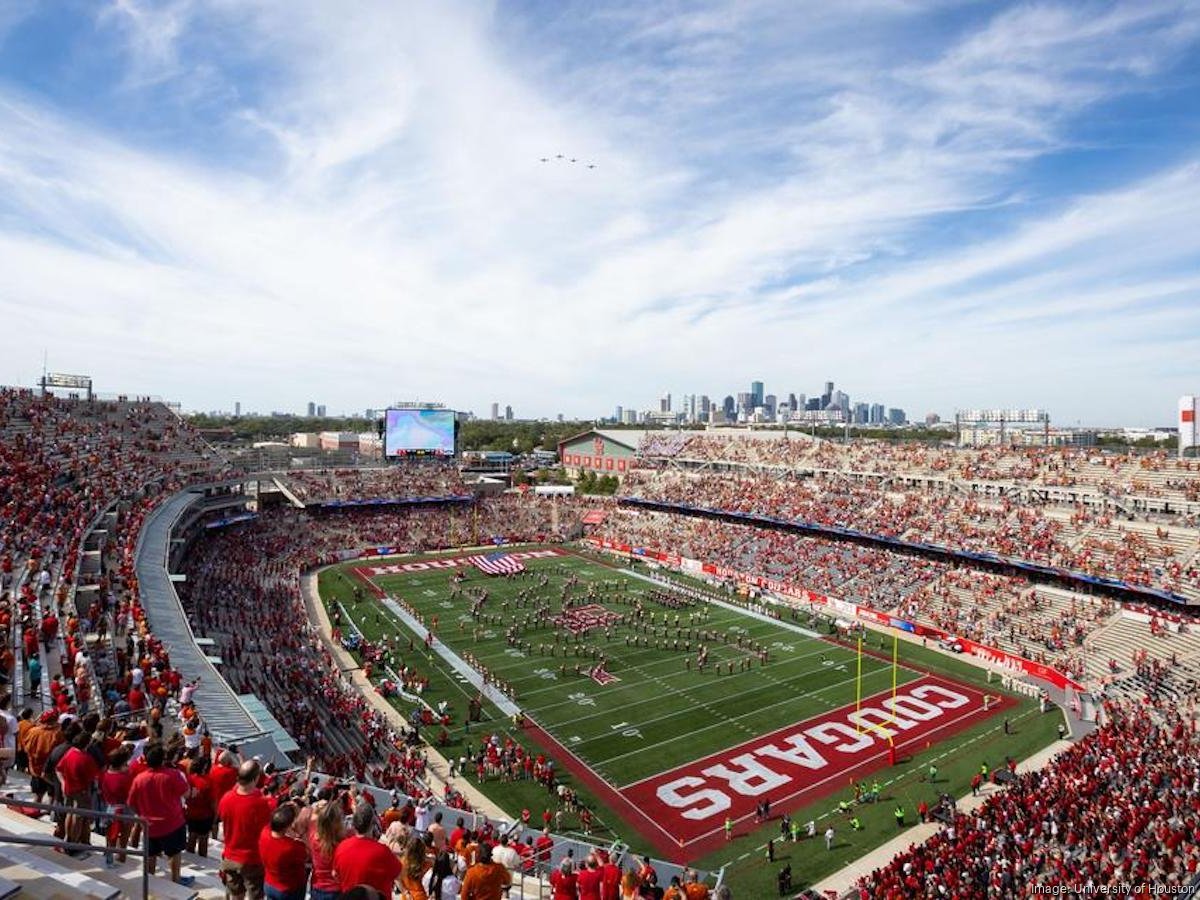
(11, 394), (1200, 898)
(179, 511), (441, 795)
(282, 464), (471, 503)
(590, 509), (1117, 678)
(636, 432), (1200, 505)
(857, 702), (1200, 897)
(619, 467), (1200, 600)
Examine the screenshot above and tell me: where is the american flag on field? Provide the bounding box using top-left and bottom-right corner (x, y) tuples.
(468, 551), (525, 576)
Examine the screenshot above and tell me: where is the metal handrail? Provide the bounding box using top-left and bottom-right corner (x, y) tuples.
(0, 793), (153, 898)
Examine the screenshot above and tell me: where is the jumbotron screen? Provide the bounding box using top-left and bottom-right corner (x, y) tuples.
(384, 408), (456, 457)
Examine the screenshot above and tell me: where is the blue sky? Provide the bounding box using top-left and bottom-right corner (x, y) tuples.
(0, 0), (1198, 425)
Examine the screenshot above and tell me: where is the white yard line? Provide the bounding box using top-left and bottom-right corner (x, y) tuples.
(379, 597), (522, 717)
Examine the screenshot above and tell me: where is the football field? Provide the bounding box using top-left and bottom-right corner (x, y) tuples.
(338, 546), (1012, 859)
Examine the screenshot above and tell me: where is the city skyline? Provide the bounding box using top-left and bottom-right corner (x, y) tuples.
(0, 3), (1197, 426)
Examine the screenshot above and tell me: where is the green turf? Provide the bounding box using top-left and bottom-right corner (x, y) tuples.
(366, 555), (921, 788)
(318, 546), (1060, 894)
(317, 563), (618, 841)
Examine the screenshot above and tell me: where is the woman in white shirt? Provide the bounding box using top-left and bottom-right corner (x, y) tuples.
(0, 693), (17, 785)
(422, 850), (462, 900)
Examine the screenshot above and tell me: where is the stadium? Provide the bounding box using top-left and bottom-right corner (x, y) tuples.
(1, 389), (1198, 900)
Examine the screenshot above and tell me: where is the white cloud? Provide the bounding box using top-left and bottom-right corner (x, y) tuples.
(0, 0), (1196, 424)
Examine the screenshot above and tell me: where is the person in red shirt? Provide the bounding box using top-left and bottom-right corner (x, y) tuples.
(184, 754), (215, 857)
(578, 854), (603, 900)
(550, 858), (578, 900)
(534, 828), (555, 873)
(332, 802), (401, 895)
(600, 854), (622, 900)
(209, 749), (239, 837)
(447, 816), (466, 855)
(217, 759), (273, 899)
(126, 742), (191, 886)
(306, 795), (346, 900)
(99, 745), (135, 864)
(259, 802), (309, 900)
(56, 731), (99, 846)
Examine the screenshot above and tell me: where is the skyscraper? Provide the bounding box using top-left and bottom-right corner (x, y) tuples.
(504, 405), (514, 421)
(764, 394), (777, 419)
(316, 405), (326, 417)
(821, 382), (834, 409)
(870, 403), (885, 424)
(723, 396), (736, 420)
(307, 401), (316, 417)
(683, 394), (697, 422)
(750, 381), (764, 409)
(491, 402), (500, 420)
(660, 392), (672, 413)
(234, 401), (241, 417)
(615, 405), (623, 422)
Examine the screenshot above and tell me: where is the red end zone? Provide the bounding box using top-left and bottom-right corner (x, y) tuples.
(529, 673), (1013, 861)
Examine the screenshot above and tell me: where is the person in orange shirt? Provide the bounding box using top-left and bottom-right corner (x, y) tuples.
(455, 829), (477, 870)
(399, 836), (430, 900)
(682, 869), (710, 900)
(459, 843), (511, 900)
(24, 713), (63, 803)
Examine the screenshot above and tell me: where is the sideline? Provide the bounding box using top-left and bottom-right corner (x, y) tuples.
(301, 568), (512, 821)
(806, 736), (1072, 897)
(378, 596), (523, 717)
(614, 562), (824, 640)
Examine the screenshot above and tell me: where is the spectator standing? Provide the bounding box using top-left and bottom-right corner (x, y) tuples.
(217, 759), (273, 899)
(259, 803), (309, 900)
(0, 693), (16, 785)
(126, 742), (191, 885)
(550, 858), (578, 900)
(332, 802), (401, 895)
(578, 854), (603, 900)
(209, 749), (239, 833)
(421, 850), (462, 900)
(306, 797), (345, 900)
(56, 731), (99, 847)
(459, 843), (512, 900)
(399, 836), (431, 900)
(185, 754), (215, 857)
(100, 745), (135, 865)
(491, 833), (520, 872)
